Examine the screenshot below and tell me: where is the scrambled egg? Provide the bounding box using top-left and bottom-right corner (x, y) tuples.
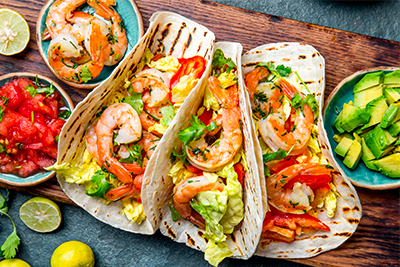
(148, 56), (180, 72)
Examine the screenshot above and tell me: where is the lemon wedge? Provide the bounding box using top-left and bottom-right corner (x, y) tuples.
(0, 9), (30, 56)
(19, 197), (62, 233)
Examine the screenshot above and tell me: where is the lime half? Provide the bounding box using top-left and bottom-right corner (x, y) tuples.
(19, 197), (62, 233)
(0, 9), (30, 56)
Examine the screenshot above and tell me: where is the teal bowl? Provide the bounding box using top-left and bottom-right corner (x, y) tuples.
(0, 73), (74, 187)
(323, 67), (400, 190)
(36, 0), (144, 89)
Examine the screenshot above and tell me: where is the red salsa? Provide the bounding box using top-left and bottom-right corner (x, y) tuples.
(0, 77), (71, 177)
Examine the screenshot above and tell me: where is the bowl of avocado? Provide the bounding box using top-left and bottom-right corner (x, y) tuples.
(324, 67), (400, 190)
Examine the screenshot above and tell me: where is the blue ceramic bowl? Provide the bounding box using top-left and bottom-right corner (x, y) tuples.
(0, 73), (74, 187)
(36, 0), (144, 89)
(323, 67), (400, 190)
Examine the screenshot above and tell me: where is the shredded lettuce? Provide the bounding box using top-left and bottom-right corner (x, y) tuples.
(171, 73), (199, 104)
(148, 56), (180, 72)
(168, 159), (196, 184)
(148, 123), (168, 135)
(217, 71), (237, 89)
(204, 240), (233, 267)
(121, 198), (146, 224)
(136, 48), (154, 72)
(203, 85), (220, 111)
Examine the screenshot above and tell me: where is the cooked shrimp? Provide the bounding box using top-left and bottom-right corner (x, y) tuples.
(47, 22), (107, 83)
(93, 103), (142, 183)
(186, 77), (242, 172)
(85, 121), (100, 164)
(267, 163), (332, 214)
(173, 175), (225, 228)
(87, 0), (128, 66)
(245, 67), (314, 155)
(139, 104), (163, 133)
(105, 174), (143, 201)
(46, 0), (87, 42)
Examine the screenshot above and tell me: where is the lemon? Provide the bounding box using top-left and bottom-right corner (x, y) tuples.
(0, 259), (31, 267)
(0, 9), (30, 56)
(51, 241), (95, 267)
(19, 197), (62, 233)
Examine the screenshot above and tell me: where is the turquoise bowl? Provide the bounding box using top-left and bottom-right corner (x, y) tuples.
(0, 73), (74, 187)
(36, 0), (144, 89)
(323, 67), (400, 190)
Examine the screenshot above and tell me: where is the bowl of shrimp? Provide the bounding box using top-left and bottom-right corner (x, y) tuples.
(36, 0), (144, 90)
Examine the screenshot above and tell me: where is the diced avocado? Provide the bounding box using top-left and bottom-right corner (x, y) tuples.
(333, 132), (354, 143)
(364, 129), (395, 159)
(396, 137), (400, 146)
(332, 108), (345, 134)
(361, 96), (388, 130)
(373, 153), (400, 178)
(389, 101), (400, 124)
(364, 160), (379, 171)
(384, 87), (400, 105)
(384, 70), (400, 87)
(339, 104), (370, 132)
(380, 104), (399, 128)
(388, 120), (400, 137)
(353, 71), (384, 93)
(373, 125), (397, 148)
(353, 85), (383, 108)
(343, 139), (362, 169)
(335, 135), (354, 157)
(355, 126), (372, 137)
(361, 137), (376, 162)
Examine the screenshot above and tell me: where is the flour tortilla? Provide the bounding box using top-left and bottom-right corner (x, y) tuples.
(144, 42), (265, 259)
(56, 12), (215, 235)
(241, 42), (362, 258)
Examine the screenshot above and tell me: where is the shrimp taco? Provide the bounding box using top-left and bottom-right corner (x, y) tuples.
(144, 42), (264, 266)
(242, 42), (362, 258)
(48, 12), (215, 234)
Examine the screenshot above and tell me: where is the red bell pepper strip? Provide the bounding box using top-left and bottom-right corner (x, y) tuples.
(234, 162), (245, 187)
(284, 174), (331, 190)
(263, 213), (330, 233)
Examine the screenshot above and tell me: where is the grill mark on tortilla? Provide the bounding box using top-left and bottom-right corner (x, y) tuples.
(197, 42), (203, 53)
(343, 207), (351, 213)
(204, 48), (209, 58)
(242, 62), (258, 68)
(266, 47), (278, 51)
(196, 246), (200, 250)
(299, 55), (306, 59)
(312, 53), (317, 58)
(348, 218), (360, 224)
(306, 247), (323, 254)
(341, 181), (350, 187)
(192, 27), (197, 34)
(114, 67), (123, 80)
(349, 193), (356, 198)
(160, 23), (172, 44)
(203, 31), (207, 37)
(334, 232), (352, 237)
(277, 255), (289, 258)
(231, 232), (236, 242)
(186, 233), (195, 246)
(94, 207), (98, 213)
(166, 224), (176, 239)
(282, 58), (291, 62)
(169, 23), (185, 56)
(182, 33), (192, 56)
(353, 206), (360, 212)
(304, 81), (314, 84)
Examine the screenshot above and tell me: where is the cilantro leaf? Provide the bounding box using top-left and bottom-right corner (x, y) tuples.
(212, 48), (237, 74)
(119, 144), (143, 167)
(276, 65), (292, 77)
(35, 83), (55, 97)
(123, 93), (143, 116)
(80, 66), (92, 83)
(290, 93), (319, 121)
(58, 110), (71, 120)
(160, 105), (175, 128)
(0, 97), (9, 122)
(170, 147), (187, 164)
(256, 62), (291, 78)
(179, 115), (217, 145)
(0, 189), (20, 259)
(263, 149), (287, 163)
(85, 170), (112, 199)
(24, 84), (37, 97)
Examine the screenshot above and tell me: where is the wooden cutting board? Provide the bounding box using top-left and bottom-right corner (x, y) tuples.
(0, 0), (399, 266)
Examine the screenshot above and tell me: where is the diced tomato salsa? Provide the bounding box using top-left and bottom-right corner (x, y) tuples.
(0, 77), (71, 177)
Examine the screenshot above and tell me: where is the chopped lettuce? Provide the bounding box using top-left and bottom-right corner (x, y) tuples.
(136, 48), (154, 72)
(46, 150), (101, 184)
(148, 56), (180, 72)
(171, 73), (199, 104)
(217, 71), (237, 89)
(220, 195), (243, 234)
(204, 240), (233, 267)
(203, 172), (219, 183)
(168, 159), (196, 184)
(121, 198), (146, 224)
(160, 105), (176, 128)
(148, 122), (168, 135)
(203, 85), (220, 111)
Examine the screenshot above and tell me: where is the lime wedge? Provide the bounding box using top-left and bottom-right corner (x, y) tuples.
(0, 9), (30, 56)
(19, 197), (62, 233)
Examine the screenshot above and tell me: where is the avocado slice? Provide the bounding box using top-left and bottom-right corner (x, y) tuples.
(373, 125), (397, 148)
(333, 132), (354, 143)
(384, 70), (400, 87)
(343, 139), (362, 169)
(332, 108), (345, 134)
(353, 85), (384, 108)
(364, 160), (379, 171)
(373, 153), (400, 178)
(353, 71), (384, 93)
(335, 135), (354, 157)
(388, 120), (400, 137)
(364, 128), (395, 159)
(380, 104), (399, 128)
(384, 87), (400, 105)
(339, 104), (370, 132)
(361, 137), (376, 162)
(361, 96), (388, 130)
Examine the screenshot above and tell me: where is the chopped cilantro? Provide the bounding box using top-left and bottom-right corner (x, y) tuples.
(80, 66), (92, 83)
(58, 110), (71, 120)
(179, 115), (217, 146)
(211, 48), (237, 74)
(160, 105), (175, 128)
(84, 170), (112, 199)
(123, 93), (143, 115)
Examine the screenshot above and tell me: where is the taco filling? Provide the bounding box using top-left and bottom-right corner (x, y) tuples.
(168, 49), (246, 266)
(245, 61), (338, 243)
(49, 48), (206, 224)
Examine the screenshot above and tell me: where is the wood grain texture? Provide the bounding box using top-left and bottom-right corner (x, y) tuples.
(0, 0), (399, 266)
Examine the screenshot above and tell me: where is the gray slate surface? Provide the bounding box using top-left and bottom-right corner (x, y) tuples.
(2, 0), (400, 266)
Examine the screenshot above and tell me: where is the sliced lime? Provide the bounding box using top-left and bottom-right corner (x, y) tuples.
(0, 9), (30, 56)
(19, 197), (61, 233)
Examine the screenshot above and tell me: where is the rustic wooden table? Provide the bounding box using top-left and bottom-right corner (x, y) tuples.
(0, 0), (399, 266)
